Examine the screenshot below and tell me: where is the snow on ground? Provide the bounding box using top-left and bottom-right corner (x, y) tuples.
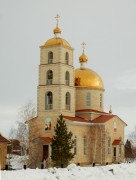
(1, 163), (136, 180)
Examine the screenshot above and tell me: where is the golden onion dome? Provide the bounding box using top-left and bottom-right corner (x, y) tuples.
(75, 68), (104, 90)
(79, 50), (88, 62)
(53, 25), (61, 34)
(41, 37), (73, 49)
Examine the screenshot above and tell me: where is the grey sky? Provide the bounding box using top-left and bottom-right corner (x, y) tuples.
(0, 0), (136, 137)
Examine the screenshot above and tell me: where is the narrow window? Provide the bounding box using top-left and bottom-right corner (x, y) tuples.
(86, 92), (90, 106)
(48, 51), (53, 64)
(100, 94), (102, 107)
(65, 71), (70, 86)
(66, 92), (70, 110)
(45, 91), (53, 109)
(74, 136), (77, 155)
(47, 70), (53, 85)
(108, 137), (111, 154)
(83, 136), (87, 155)
(65, 52), (69, 65)
(113, 121), (117, 132)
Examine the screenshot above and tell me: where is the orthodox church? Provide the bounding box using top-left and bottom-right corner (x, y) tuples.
(28, 15), (127, 168)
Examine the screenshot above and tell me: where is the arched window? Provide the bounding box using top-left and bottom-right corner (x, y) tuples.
(65, 52), (69, 65)
(66, 92), (70, 110)
(86, 92), (91, 106)
(65, 71), (70, 85)
(100, 94), (102, 107)
(45, 91), (53, 109)
(74, 136), (77, 155)
(48, 51), (53, 64)
(46, 70), (53, 85)
(83, 136), (87, 155)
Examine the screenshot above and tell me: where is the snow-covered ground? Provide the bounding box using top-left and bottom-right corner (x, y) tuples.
(1, 163), (136, 180)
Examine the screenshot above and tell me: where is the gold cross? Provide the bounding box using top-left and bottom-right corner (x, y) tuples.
(81, 42), (86, 50)
(55, 14), (60, 26)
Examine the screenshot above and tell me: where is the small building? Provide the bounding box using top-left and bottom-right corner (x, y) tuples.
(0, 133), (10, 170)
(7, 139), (21, 156)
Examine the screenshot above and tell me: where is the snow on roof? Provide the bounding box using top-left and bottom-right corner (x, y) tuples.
(64, 116), (91, 123)
(0, 133), (10, 143)
(34, 137), (52, 143)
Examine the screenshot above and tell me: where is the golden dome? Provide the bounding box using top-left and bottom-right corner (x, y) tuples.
(75, 68), (104, 90)
(40, 37), (73, 49)
(53, 26), (61, 34)
(79, 50), (88, 62)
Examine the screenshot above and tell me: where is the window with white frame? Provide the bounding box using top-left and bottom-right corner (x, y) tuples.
(86, 92), (91, 106)
(100, 94), (102, 107)
(65, 71), (70, 85)
(108, 136), (111, 154)
(83, 136), (87, 155)
(119, 144), (121, 156)
(65, 92), (70, 110)
(74, 136), (77, 155)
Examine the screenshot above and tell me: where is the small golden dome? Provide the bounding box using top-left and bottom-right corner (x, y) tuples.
(79, 50), (88, 62)
(75, 68), (104, 90)
(109, 106), (112, 114)
(41, 37), (73, 49)
(53, 25), (61, 34)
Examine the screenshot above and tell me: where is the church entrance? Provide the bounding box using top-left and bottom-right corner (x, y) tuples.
(43, 145), (49, 161)
(113, 147), (116, 161)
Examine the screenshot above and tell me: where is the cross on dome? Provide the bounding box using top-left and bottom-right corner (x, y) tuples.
(79, 42), (88, 64)
(55, 14), (60, 26)
(53, 14), (61, 35)
(81, 42), (86, 51)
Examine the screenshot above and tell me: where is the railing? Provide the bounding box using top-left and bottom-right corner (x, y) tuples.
(47, 79), (53, 85)
(66, 105), (70, 110)
(48, 59), (53, 64)
(45, 104), (53, 110)
(65, 80), (69, 86)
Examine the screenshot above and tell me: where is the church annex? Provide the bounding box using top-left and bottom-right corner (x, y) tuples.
(28, 15), (127, 168)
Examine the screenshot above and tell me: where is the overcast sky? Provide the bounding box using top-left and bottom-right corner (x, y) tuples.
(0, 0), (136, 137)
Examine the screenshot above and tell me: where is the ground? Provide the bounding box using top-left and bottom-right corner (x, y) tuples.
(1, 163), (136, 180)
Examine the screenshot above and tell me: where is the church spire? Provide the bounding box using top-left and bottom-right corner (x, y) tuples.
(53, 14), (61, 37)
(79, 42), (88, 69)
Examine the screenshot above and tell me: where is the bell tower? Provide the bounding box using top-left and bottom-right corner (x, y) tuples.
(37, 15), (75, 120)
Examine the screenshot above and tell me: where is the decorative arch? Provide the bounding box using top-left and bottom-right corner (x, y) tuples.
(46, 70), (53, 85)
(65, 71), (70, 85)
(65, 52), (69, 65)
(48, 51), (53, 63)
(65, 92), (70, 110)
(45, 91), (53, 109)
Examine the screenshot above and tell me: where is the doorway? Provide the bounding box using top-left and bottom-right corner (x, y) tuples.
(43, 145), (48, 161)
(114, 147), (116, 161)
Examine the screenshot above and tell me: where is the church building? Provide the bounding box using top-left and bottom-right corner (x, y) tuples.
(28, 15), (127, 168)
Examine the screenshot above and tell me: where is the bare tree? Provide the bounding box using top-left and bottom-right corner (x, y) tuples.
(16, 101), (36, 156)
(8, 101), (36, 166)
(128, 125), (136, 160)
